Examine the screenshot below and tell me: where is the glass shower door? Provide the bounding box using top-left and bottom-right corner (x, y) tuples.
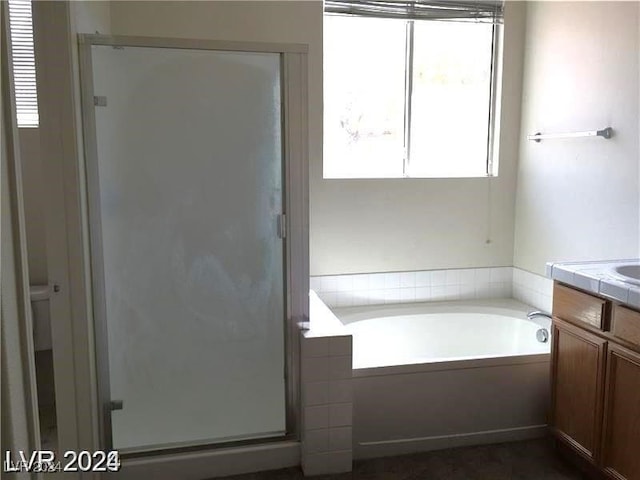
(86, 43), (286, 451)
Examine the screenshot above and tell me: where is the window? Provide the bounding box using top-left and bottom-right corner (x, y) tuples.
(8, 0), (39, 128)
(323, 0), (504, 178)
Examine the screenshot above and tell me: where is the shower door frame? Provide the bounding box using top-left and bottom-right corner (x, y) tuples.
(78, 34), (308, 458)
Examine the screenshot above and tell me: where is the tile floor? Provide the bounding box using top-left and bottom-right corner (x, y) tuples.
(215, 438), (584, 480)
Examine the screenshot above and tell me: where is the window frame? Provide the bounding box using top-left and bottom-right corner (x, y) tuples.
(323, 13), (504, 179)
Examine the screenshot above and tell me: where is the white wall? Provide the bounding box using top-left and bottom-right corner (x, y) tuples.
(108, 1), (526, 276)
(513, 1), (640, 276)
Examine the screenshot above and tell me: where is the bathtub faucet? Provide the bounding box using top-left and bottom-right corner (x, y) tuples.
(528, 311), (552, 343)
(527, 310), (552, 321)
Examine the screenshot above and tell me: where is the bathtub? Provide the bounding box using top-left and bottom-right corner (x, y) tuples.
(328, 298), (551, 459)
(336, 300), (550, 369)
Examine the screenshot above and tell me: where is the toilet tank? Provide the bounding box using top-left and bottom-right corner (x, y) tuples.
(30, 285), (51, 351)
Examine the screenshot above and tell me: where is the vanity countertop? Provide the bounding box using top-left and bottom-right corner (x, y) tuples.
(546, 259), (640, 309)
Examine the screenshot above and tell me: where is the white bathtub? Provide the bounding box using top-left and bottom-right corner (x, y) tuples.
(329, 298), (552, 459)
(335, 300), (550, 369)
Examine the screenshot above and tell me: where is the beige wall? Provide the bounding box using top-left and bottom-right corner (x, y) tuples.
(73, 0), (111, 34)
(26, 0), (113, 452)
(2, 45), (33, 464)
(513, 1), (640, 275)
(33, 1), (640, 280)
(19, 1), (112, 285)
(109, 0), (526, 276)
(19, 129), (47, 284)
(312, 3), (526, 275)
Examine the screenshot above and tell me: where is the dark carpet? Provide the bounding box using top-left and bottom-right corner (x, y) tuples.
(215, 438), (584, 480)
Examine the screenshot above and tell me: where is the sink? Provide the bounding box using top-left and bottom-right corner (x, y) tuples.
(611, 264), (640, 286)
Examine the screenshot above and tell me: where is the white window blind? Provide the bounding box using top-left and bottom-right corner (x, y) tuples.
(324, 0), (504, 23)
(8, 0), (39, 128)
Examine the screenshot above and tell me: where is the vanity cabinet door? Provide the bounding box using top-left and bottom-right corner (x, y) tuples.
(551, 318), (607, 462)
(601, 344), (640, 480)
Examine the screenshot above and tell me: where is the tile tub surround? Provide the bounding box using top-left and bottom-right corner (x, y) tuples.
(300, 293), (354, 476)
(512, 268), (553, 313)
(311, 267), (554, 313)
(310, 267), (513, 309)
(547, 259), (640, 309)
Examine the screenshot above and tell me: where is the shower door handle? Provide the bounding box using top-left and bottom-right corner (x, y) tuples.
(277, 214), (286, 239)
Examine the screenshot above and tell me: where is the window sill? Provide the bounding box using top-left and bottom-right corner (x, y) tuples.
(322, 173), (498, 180)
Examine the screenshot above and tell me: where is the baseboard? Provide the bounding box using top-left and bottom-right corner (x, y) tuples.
(355, 425), (548, 460)
(115, 441), (300, 480)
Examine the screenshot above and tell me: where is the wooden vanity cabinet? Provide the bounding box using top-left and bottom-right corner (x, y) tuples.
(550, 317), (607, 461)
(601, 338), (640, 480)
(551, 283), (640, 480)
(553, 283), (608, 330)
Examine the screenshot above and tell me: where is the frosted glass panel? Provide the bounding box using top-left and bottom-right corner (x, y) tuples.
(90, 45), (285, 450)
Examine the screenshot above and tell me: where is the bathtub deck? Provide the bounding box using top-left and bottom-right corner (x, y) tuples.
(214, 438), (583, 480)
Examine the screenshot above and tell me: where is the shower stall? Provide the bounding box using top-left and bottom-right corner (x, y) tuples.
(78, 34), (308, 458)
